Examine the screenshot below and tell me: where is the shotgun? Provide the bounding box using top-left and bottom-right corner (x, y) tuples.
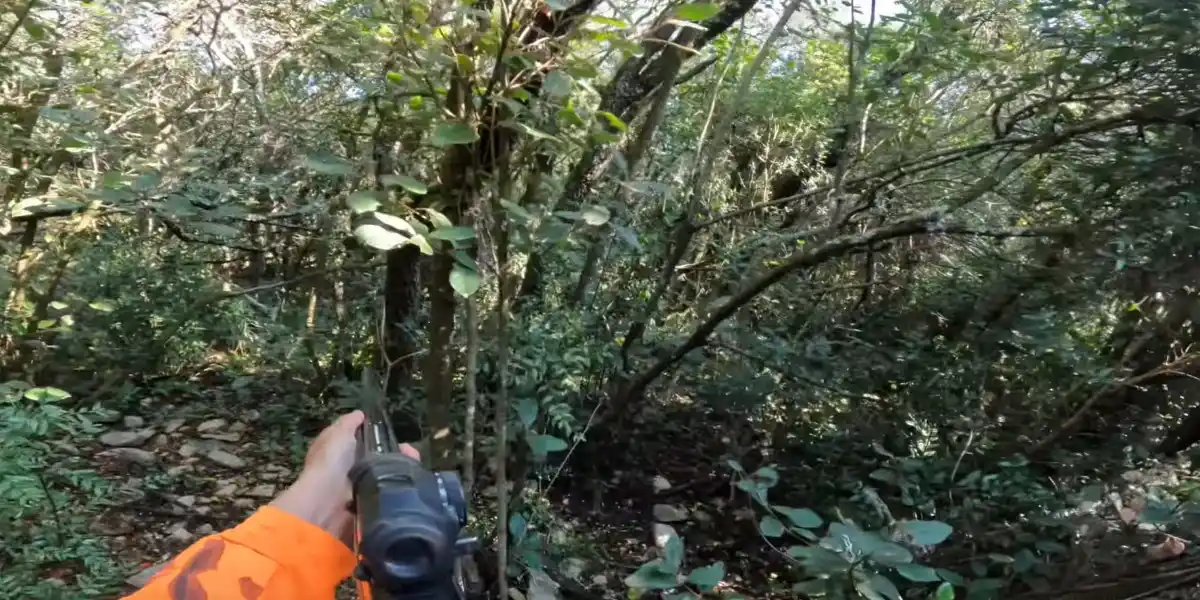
(350, 369), (479, 600)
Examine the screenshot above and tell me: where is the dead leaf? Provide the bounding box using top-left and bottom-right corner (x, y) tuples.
(1146, 536), (1187, 561)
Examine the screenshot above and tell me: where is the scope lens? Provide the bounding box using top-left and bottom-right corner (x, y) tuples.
(384, 537), (436, 580)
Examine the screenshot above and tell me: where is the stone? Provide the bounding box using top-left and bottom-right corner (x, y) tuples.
(246, 484), (275, 498)
(164, 418), (186, 433)
(178, 442), (202, 458)
(215, 483), (239, 497)
(167, 465), (191, 476)
(94, 410), (122, 424)
(652, 475), (672, 493)
(233, 498), (255, 509)
(90, 515), (133, 536)
(230, 421), (248, 433)
(652, 504), (688, 522)
(196, 418), (227, 433)
(151, 434), (170, 448)
(200, 432), (242, 442)
(244, 409), (260, 421)
(174, 495), (196, 508)
(168, 524), (193, 543)
(99, 429), (155, 448)
(206, 449), (246, 469)
(196, 524), (215, 536)
(591, 575), (607, 587)
(98, 447), (157, 467)
(126, 562), (168, 588)
(123, 415), (145, 428)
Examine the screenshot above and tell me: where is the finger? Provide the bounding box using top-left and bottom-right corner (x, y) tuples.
(399, 443), (421, 461)
(334, 410), (366, 432)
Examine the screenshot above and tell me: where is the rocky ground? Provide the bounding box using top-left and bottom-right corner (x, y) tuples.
(87, 407), (301, 592)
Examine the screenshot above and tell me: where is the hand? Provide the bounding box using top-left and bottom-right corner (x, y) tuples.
(272, 410), (421, 547)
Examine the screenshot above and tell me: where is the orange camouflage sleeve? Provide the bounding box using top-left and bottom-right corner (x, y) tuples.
(122, 505), (357, 600)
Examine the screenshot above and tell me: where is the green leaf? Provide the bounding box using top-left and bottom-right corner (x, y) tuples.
(776, 506), (822, 529)
(856, 574), (901, 600)
(450, 264), (481, 297)
(196, 222), (241, 238)
(504, 121), (558, 141)
(386, 71), (403, 82)
(787, 546), (849, 574)
(871, 543), (914, 566)
(934, 582), (955, 600)
(408, 234), (434, 255)
(753, 466), (779, 487)
(303, 151), (355, 175)
(530, 434), (569, 455)
(355, 224), (408, 251)
(936, 569), (964, 586)
(500, 199), (534, 221)
(422, 208), (454, 229)
(543, 70), (573, 98)
(663, 532), (684, 571)
(347, 190), (382, 213)
(509, 513), (527, 539)
(374, 213), (417, 237)
(133, 171), (161, 192)
(597, 111), (627, 132)
(88, 301), (115, 313)
(431, 122), (479, 146)
(900, 520), (953, 545)
(967, 578), (1005, 596)
(380, 174), (428, 195)
(582, 205), (611, 226)
(588, 15), (629, 29)
(613, 224), (642, 250)
(685, 562), (725, 591)
(674, 3), (720, 21)
(23, 19), (47, 40)
(624, 560), (678, 590)
(25, 387), (70, 402)
(895, 564), (941, 583)
(516, 397), (538, 427)
(429, 226), (476, 241)
(759, 516), (785, 537)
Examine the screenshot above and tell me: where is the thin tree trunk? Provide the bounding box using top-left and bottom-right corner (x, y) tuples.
(463, 296), (479, 495)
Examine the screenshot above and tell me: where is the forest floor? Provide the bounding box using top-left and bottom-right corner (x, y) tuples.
(81, 377), (1200, 600)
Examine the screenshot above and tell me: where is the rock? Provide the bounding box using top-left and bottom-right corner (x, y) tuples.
(200, 432), (242, 442)
(126, 562), (168, 588)
(178, 442), (202, 457)
(230, 421), (248, 433)
(174, 495), (197, 508)
(528, 569), (561, 600)
(164, 419), (186, 433)
(652, 523), (678, 549)
(195, 505), (211, 516)
(214, 483), (238, 497)
(591, 575), (608, 587)
(99, 429), (155, 447)
(167, 465), (191, 476)
(168, 524), (194, 543)
(110, 484), (146, 506)
(151, 434), (170, 448)
(123, 415), (146, 428)
(652, 504), (688, 522)
(206, 449), (246, 469)
(233, 498), (255, 509)
(196, 524), (215, 536)
(98, 447), (157, 467)
(561, 558), (586, 580)
(94, 410), (122, 424)
(197, 418), (227, 433)
(244, 409), (260, 421)
(652, 475), (672, 493)
(246, 484), (275, 498)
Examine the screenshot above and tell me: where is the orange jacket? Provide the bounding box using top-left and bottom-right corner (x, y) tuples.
(122, 506), (355, 600)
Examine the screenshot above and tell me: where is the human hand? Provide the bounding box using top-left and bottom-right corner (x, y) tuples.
(272, 410), (420, 547)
